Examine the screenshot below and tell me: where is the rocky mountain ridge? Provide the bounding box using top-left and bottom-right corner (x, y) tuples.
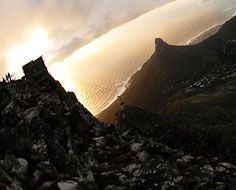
(0, 57), (236, 189)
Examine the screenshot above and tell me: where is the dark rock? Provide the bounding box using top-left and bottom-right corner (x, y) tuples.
(155, 38), (169, 53)
(57, 180), (78, 190)
(0, 167), (13, 184)
(0, 57), (236, 189)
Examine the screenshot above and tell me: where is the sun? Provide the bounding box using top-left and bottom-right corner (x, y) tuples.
(6, 27), (52, 77)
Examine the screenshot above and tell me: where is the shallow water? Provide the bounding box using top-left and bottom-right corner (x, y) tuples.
(49, 0), (236, 115)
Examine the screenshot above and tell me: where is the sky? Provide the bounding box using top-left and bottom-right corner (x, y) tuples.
(0, 0), (173, 77)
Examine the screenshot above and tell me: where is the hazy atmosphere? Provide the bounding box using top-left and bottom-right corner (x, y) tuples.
(0, 0), (172, 77)
(1, 0), (236, 115)
(1, 0), (236, 189)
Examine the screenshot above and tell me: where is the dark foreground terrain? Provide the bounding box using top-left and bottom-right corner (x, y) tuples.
(0, 56), (236, 190)
(1, 16), (236, 190)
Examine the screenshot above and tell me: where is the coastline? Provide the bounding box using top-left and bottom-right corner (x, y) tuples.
(185, 24), (222, 45)
(96, 21), (227, 116)
(96, 65), (144, 116)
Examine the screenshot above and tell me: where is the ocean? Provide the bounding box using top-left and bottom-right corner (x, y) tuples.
(49, 0), (236, 115)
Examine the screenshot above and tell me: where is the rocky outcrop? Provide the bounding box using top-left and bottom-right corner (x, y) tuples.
(116, 106), (236, 163)
(0, 57), (102, 189)
(0, 58), (236, 189)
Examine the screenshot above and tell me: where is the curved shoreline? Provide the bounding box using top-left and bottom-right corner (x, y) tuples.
(185, 24), (222, 45)
(96, 20), (228, 116)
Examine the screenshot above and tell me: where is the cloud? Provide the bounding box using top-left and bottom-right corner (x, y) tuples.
(0, 0), (173, 76)
(201, 0), (212, 3)
(49, 0), (174, 62)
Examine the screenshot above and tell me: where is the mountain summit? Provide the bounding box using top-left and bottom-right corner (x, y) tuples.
(155, 38), (169, 53)
(1, 56), (236, 189)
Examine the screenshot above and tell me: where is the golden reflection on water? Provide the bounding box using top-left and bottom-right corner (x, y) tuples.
(49, 0), (236, 115)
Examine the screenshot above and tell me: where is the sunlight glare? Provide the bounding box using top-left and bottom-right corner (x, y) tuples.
(48, 63), (76, 92)
(6, 27), (52, 77)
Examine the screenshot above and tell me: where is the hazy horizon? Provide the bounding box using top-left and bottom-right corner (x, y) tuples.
(49, 0), (236, 115)
(0, 0), (174, 77)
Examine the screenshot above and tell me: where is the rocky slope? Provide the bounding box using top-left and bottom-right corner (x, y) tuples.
(1, 57), (236, 189)
(98, 16), (236, 123)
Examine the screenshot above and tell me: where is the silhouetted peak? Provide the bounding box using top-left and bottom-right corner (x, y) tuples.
(155, 38), (169, 53)
(1, 52), (236, 189)
(23, 56), (49, 81)
(22, 57), (65, 92)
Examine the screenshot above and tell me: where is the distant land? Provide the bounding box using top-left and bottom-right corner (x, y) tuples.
(98, 16), (236, 123)
(1, 17), (236, 189)
(186, 24), (222, 45)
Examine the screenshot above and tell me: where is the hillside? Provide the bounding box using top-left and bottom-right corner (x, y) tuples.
(98, 16), (236, 123)
(1, 58), (236, 189)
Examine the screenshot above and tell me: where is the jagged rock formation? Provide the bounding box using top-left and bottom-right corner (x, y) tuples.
(117, 105), (236, 163)
(0, 57), (103, 189)
(1, 58), (236, 189)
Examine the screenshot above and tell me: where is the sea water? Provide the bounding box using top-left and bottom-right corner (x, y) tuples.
(49, 0), (236, 115)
